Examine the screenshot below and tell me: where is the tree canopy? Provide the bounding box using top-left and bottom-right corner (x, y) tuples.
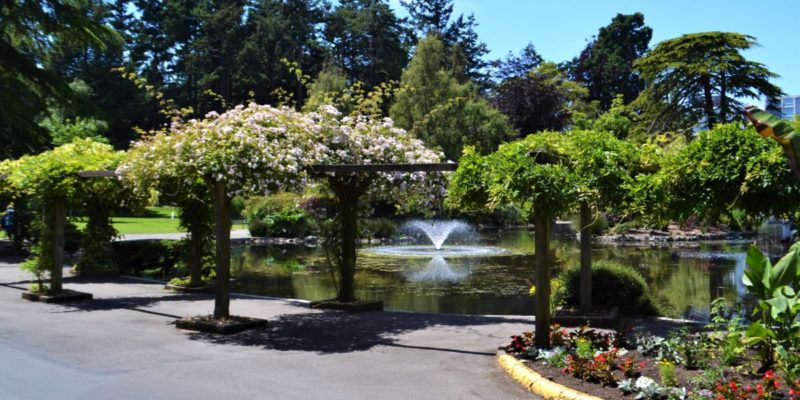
(634, 32), (783, 130)
(0, 0), (119, 159)
(657, 123), (800, 223)
(390, 35), (512, 160)
(493, 62), (588, 136)
(568, 13), (652, 110)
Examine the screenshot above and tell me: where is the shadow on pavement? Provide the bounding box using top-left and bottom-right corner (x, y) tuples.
(53, 293), (209, 319)
(186, 310), (532, 355)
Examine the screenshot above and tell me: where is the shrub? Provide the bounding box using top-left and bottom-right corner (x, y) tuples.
(244, 193), (311, 238)
(360, 218), (397, 239)
(560, 260), (663, 315)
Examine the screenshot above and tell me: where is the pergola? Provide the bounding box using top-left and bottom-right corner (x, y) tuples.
(1, 164), (459, 313)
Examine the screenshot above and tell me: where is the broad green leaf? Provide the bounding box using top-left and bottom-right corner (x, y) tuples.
(766, 296), (788, 319)
(771, 242), (800, 287)
(745, 322), (776, 340)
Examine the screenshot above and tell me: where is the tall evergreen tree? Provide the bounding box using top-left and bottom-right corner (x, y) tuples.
(236, 0), (328, 107)
(401, 0), (489, 86)
(490, 43), (543, 83)
(191, 0), (247, 111)
(47, 0), (159, 148)
(325, 0), (411, 89)
(569, 13), (652, 111)
(400, 0), (451, 35)
(390, 35), (512, 160)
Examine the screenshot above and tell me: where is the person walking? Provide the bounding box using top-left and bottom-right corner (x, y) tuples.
(1, 203), (14, 240)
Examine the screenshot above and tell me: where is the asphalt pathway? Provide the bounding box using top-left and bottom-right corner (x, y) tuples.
(0, 257), (536, 400)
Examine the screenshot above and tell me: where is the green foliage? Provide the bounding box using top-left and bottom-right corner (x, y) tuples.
(546, 348), (569, 368)
(0, 0), (119, 159)
(245, 193), (311, 238)
(634, 32), (782, 130)
(707, 299), (747, 366)
(38, 80), (110, 146)
(560, 261), (663, 315)
(325, 0), (410, 90)
(660, 124), (800, 223)
(447, 132), (581, 220)
(2, 139), (147, 278)
(490, 43), (543, 82)
(360, 218), (397, 239)
(563, 129), (639, 210)
(658, 360), (678, 387)
(742, 243), (800, 369)
(20, 255), (48, 291)
(390, 35), (512, 160)
(577, 95), (635, 139)
(41, 116), (109, 146)
(303, 64), (398, 119)
(402, 0), (490, 85)
(567, 13), (652, 110)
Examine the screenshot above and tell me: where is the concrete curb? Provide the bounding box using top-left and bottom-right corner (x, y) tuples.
(497, 352), (603, 400)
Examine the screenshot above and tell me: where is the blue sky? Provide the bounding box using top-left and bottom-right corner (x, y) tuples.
(389, 0), (800, 98)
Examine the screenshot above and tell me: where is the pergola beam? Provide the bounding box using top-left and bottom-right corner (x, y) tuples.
(310, 163), (457, 173)
(77, 170), (119, 178)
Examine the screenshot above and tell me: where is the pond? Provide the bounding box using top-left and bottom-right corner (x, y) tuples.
(230, 226), (788, 319)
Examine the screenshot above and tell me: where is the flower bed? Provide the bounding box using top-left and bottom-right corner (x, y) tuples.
(504, 323), (800, 400)
(504, 242), (800, 400)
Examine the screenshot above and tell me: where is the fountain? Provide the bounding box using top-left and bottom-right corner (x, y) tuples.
(362, 219), (507, 257)
(407, 220), (471, 249)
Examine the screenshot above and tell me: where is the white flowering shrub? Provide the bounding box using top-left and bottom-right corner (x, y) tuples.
(316, 111), (446, 211)
(120, 103), (328, 198)
(120, 103), (446, 208)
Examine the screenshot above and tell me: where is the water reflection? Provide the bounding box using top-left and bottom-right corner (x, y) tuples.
(403, 256), (470, 282)
(229, 227), (788, 318)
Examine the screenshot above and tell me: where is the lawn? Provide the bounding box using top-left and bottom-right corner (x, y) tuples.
(70, 206), (183, 235)
(69, 206), (247, 235)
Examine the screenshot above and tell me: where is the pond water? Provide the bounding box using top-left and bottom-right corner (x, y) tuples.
(230, 226), (788, 319)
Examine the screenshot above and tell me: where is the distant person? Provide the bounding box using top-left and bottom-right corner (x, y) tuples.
(1, 204), (14, 240)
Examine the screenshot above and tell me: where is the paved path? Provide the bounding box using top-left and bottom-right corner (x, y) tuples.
(0, 258), (536, 400)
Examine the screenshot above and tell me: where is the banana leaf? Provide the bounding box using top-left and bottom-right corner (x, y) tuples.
(744, 105), (800, 181)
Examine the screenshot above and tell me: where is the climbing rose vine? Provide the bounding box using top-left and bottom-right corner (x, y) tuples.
(120, 103), (445, 205)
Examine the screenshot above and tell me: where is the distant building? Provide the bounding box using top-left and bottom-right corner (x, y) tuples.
(773, 95), (800, 119)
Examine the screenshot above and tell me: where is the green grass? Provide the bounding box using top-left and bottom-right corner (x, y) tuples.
(70, 206), (184, 234)
(69, 206), (247, 235)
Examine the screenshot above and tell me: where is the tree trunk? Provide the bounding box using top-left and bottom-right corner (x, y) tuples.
(50, 198), (66, 293)
(337, 190), (358, 303)
(702, 75), (717, 129)
(579, 202), (592, 311)
(534, 213), (552, 348)
(213, 180), (232, 319)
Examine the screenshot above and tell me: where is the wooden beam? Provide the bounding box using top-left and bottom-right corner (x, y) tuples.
(310, 163), (457, 173)
(77, 170), (118, 178)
